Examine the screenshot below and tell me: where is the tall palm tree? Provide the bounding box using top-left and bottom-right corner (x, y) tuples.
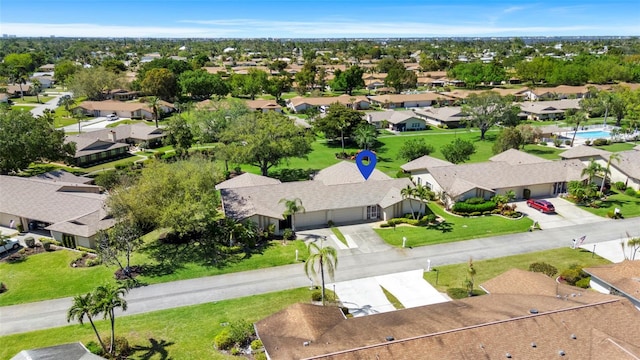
(401, 185), (417, 219)
(599, 153), (621, 195)
(414, 183), (432, 217)
(353, 124), (377, 150)
(279, 197), (305, 232)
(467, 257), (476, 297)
(93, 283), (129, 355)
(148, 96), (161, 128)
(31, 78), (42, 103)
(67, 293), (108, 354)
(57, 95), (76, 117)
(567, 111), (587, 147)
(304, 242), (338, 305)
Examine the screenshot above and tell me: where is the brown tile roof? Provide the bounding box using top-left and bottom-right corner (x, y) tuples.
(288, 95), (369, 107)
(76, 100), (173, 112)
(245, 99), (282, 110)
(257, 269), (639, 360)
(369, 93), (453, 103)
(584, 260), (640, 301)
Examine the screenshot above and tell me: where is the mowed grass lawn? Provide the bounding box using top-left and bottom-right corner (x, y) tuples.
(0, 240), (308, 306)
(424, 247), (610, 293)
(577, 189), (640, 218)
(376, 203), (534, 247)
(0, 288), (312, 360)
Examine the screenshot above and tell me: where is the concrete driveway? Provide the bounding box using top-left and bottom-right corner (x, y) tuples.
(515, 197), (608, 229)
(296, 223), (391, 254)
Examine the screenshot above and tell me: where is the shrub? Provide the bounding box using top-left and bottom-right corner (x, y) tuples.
(592, 138), (608, 146)
(114, 162), (132, 170)
(539, 141), (547, 146)
(327, 220), (334, 227)
(529, 262), (558, 277)
(84, 341), (103, 356)
(575, 277), (591, 289)
(311, 290), (322, 302)
(103, 336), (130, 357)
(24, 237), (35, 248)
(564, 140), (571, 145)
(254, 353), (267, 360)
(86, 258), (101, 267)
(379, 223), (391, 228)
(469, 211), (481, 216)
(584, 140), (591, 146)
(229, 320), (254, 347)
(614, 181), (627, 191)
(282, 228), (294, 241)
(0, 282), (7, 293)
(230, 347), (240, 355)
(452, 200), (497, 214)
(17, 223), (24, 233)
(560, 265), (587, 286)
(553, 139), (563, 147)
(214, 328), (234, 350)
(626, 187), (636, 196)
(425, 214), (437, 223)
(154, 151), (165, 159)
(465, 197), (485, 205)
(77, 246), (97, 254)
(447, 287), (484, 299)
(41, 239), (53, 251)
(250, 339), (264, 351)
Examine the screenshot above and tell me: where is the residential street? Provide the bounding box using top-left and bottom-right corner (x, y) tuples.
(1, 216), (639, 336)
(29, 91), (72, 118)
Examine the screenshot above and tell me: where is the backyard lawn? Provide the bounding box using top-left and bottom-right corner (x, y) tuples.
(424, 247), (610, 293)
(375, 203), (533, 247)
(0, 240), (308, 306)
(0, 287), (313, 360)
(11, 95), (54, 104)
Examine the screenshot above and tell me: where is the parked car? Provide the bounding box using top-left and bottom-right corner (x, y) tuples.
(0, 238), (21, 253)
(106, 114), (119, 121)
(526, 199), (555, 213)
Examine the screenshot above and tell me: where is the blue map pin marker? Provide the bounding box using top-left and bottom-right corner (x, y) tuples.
(355, 150), (377, 180)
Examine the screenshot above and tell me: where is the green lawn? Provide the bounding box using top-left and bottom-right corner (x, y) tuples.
(11, 95), (54, 104)
(9, 105), (35, 112)
(375, 203), (533, 248)
(0, 287), (313, 360)
(0, 240), (308, 306)
(106, 119), (151, 128)
(595, 142), (638, 152)
(424, 247), (610, 293)
(575, 189), (640, 218)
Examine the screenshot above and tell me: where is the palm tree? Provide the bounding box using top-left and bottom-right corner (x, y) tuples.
(93, 283), (129, 355)
(401, 185), (417, 219)
(31, 78), (42, 103)
(353, 124), (377, 150)
(67, 293), (108, 354)
(581, 158), (604, 185)
(599, 153), (621, 195)
(567, 111), (587, 147)
(57, 95), (76, 117)
(304, 242), (338, 305)
(414, 184), (432, 217)
(279, 197), (305, 233)
(38, 108), (55, 126)
(148, 96), (161, 128)
(467, 257), (476, 297)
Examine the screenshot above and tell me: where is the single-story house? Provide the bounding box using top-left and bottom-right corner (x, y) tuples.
(518, 99), (581, 121)
(414, 106), (469, 128)
(255, 268), (640, 360)
(30, 75), (54, 88)
(37, 63), (56, 72)
(401, 150), (585, 206)
(66, 123), (165, 166)
(0, 175), (114, 249)
(75, 100), (174, 120)
(6, 84), (34, 97)
(103, 88), (139, 101)
(584, 260), (640, 310)
(364, 110), (426, 131)
(559, 146), (640, 190)
(215, 172), (282, 190)
(287, 95), (370, 113)
(245, 99), (283, 113)
(368, 93), (453, 109)
(220, 162), (415, 233)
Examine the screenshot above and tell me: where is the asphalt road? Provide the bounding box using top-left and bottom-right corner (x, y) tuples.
(1, 216), (639, 336)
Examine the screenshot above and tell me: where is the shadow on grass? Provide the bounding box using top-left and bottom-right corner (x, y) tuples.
(428, 221), (453, 233)
(131, 338), (175, 360)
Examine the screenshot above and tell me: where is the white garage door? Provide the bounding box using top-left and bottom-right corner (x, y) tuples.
(296, 211), (327, 228)
(528, 184), (551, 198)
(333, 207), (365, 224)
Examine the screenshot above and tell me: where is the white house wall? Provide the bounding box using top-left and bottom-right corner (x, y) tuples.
(400, 118), (427, 130)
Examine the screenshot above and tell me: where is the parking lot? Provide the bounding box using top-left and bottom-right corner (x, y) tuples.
(515, 197), (608, 229)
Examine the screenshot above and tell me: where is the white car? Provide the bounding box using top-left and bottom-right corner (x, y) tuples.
(106, 114), (119, 121)
(0, 238), (20, 253)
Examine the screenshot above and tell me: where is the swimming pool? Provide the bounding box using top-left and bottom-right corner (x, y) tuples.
(574, 130), (611, 139)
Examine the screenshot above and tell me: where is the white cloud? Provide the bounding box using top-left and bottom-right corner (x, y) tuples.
(2, 19), (638, 38)
(502, 6), (527, 14)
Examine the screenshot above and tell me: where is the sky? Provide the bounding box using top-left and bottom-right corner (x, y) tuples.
(1, 0), (639, 38)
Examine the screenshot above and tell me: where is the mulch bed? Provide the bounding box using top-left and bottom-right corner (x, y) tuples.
(70, 252), (98, 268)
(114, 265), (143, 280)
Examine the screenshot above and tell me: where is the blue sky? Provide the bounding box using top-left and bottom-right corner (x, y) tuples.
(1, 0), (638, 38)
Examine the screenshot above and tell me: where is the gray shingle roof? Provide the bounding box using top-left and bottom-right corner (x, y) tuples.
(313, 161), (391, 185)
(364, 110), (422, 125)
(614, 150), (640, 180)
(414, 106), (469, 123)
(33, 170), (93, 184)
(400, 155), (453, 172)
(489, 149), (550, 165)
(0, 176), (109, 237)
(11, 342), (106, 360)
(429, 159), (586, 197)
(215, 173), (281, 190)
(559, 145), (611, 159)
(221, 178), (412, 220)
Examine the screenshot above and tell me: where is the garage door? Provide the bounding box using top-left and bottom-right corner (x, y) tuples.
(296, 211), (327, 228)
(333, 207), (365, 224)
(528, 184), (551, 198)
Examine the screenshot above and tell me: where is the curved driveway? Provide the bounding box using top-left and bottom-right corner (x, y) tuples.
(1, 216), (639, 336)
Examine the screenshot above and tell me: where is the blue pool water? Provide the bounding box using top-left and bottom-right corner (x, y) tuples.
(575, 130), (611, 139)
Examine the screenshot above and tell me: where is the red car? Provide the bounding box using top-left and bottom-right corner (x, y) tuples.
(526, 199), (555, 213)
